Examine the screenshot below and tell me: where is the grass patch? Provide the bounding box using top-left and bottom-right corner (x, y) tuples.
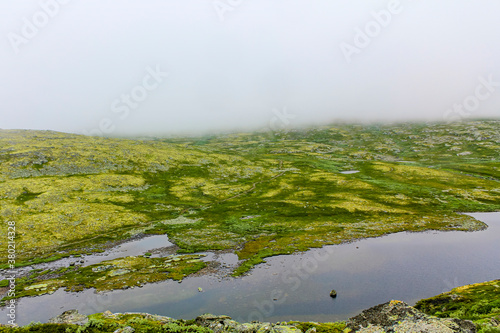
(0, 254), (206, 306)
(0, 120), (499, 288)
(415, 279), (500, 322)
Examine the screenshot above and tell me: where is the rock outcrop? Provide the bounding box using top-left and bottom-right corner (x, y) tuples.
(346, 300), (477, 333)
(195, 313), (302, 332)
(45, 302), (481, 333)
(48, 309), (89, 326)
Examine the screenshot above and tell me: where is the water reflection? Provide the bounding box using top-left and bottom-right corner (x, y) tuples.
(2, 212), (499, 325)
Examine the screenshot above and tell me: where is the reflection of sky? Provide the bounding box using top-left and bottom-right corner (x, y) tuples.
(114, 235), (172, 254)
(0, 234), (174, 280)
(3, 213), (499, 325)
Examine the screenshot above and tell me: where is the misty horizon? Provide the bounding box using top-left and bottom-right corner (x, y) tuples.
(1, 0), (500, 136)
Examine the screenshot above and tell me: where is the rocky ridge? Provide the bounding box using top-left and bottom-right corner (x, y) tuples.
(346, 300), (477, 332)
(38, 300), (481, 333)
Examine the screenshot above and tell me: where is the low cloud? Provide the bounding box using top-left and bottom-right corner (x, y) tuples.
(1, 0), (499, 136)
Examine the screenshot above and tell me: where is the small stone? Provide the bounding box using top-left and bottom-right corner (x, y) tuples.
(113, 326), (135, 333)
(330, 289), (337, 298)
(48, 309), (88, 326)
(102, 310), (114, 318)
(108, 268), (130, 277)
(198, 287), (203, 292)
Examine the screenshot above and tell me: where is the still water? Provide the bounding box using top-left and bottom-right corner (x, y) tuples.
(2, 212), (499, 325)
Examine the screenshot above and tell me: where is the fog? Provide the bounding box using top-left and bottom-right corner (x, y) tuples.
(1, 0), (499, 136)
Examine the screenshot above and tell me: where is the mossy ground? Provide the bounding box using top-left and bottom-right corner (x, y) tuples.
(0, 254), (206, 306)
(0, 120), (499, 300)
(415, 279), (500, 332)
(0, 313), (214, 332)
(0, 311), (347, 332)
(288, 321), (347, 332)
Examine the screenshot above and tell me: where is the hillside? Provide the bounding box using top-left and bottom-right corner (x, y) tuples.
(0, 120), (499, 301)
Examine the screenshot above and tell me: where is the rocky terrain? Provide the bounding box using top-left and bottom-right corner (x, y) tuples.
(3, 296), (499, 332)
(347, 300), (476, 333)
(1, 120), (499, 326)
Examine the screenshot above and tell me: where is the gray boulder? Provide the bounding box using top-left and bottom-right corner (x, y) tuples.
(48, 309), (89, 326)
(347, 300), (476, 333)
(113, 327), (135, 333)
(195, 314), (302, 333)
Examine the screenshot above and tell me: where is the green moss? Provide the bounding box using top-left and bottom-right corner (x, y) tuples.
(0, 254), (207, 305)
(0, 311), (350, 333)
(0, 254), (70, 269)
(288, 321), (347, 333)
(15, 188), (43, 203)
(415, 279), (500, 322)
(1, 120), (499, 289)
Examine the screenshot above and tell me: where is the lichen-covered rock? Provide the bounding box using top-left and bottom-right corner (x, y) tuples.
(102, 310), (115, 318)
(195, 314), (302, 332)
(195, 313), (232, 326)
(48, 309), (88, 326)
(265, 326), (302, 332)
(347, 300), (476, 333)
(489, 314), (500, 327)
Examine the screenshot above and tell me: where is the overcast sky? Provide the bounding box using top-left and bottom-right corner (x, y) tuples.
(1, 0), (499, 136)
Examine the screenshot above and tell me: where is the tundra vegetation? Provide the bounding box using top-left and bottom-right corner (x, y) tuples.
(0, 120), (499, 304)
(416, 279), (500, 332)
(0, 254), (205, 305)
(0, 310), (347, 332)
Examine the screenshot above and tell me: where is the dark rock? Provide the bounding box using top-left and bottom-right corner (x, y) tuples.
(330, 289), (337, 298)
(48, 309), (88, 326)
(347, 300), (476, 333)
